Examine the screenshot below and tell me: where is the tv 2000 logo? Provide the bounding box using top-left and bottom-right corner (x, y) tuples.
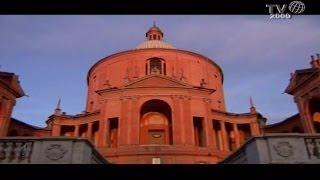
(266, 1), (305, 19)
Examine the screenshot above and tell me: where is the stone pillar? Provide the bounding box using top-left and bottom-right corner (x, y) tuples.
(98, 99), (108, 147)
(296, 98), (315, 133)
(250, 122), (260, 136)
(126, 97), (132, 144)
(119, 96), (129, 145)
(182, 96), (193, 145)
(161, 61), (165, 75)
(233, 123), (240, 148)
(52, 123), (61, 136)
(87, 122), (93, 141)
(146, 61), (149, 75)
(0, 98), (15, 137)
(204, 98), (214, 148)
(220, 121), (229, 151)
(130, 96), (140, 144)
(74, 125), (79, 137)
(0, 97), (7, 137)
(212, 120), (218, 149)
(172, 95), (182, 145)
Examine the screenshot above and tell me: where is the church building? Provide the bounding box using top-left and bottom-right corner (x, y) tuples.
(1, 24), (319, 164)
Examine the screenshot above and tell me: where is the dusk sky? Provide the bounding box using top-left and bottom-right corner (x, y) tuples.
(1, 15), (319, 127)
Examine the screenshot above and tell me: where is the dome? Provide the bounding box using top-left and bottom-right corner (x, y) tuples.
(135, 40), (176, 49)
(147, 26), (163, 34)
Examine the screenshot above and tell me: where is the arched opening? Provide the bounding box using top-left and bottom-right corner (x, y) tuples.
(140, 99), (172, 145)
(310, 98), (320, 132)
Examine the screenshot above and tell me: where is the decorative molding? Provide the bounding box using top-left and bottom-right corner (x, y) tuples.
(170, 95), (179, 100)
(273, 141), (294, 158)
(202, 98), (212, 103)
(305, 138), (320, 159)
(184, 95), (191, 100)
(45, 144), (68, 161)
(170, 95), (191, 100)
(132, 95), (140, 101)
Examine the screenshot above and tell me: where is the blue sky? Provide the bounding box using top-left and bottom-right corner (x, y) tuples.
(1, 15), (319, 127)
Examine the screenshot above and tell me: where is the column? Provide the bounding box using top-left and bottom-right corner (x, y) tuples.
(130, 96), (140, 144)
(0, 99), (15, 137)
(0, 97), (6, 137)
(119, 96), (129, 145)
(52, 123), (61, 136)
(126, 97), (132, 144)
(296, 98), (315, 133)
(204, 98), (214, 148)
(98, 99), (108, 147)
(74, 125), (79, 137)
(182, 96), (193, 145)
(250, 122), (260, 136)
(172, 95), (182, 145)
(87, 122), (93, 141)
(161, 61), (165, 74)
(233, 123), (240, 148)
(220, 121), (229, 151)
(212, 120), (218, 149)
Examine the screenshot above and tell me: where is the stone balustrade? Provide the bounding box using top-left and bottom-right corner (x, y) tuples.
(0, 140), (33, 163)
(220, 133), (320, 164)
(0, 137), (108, 164)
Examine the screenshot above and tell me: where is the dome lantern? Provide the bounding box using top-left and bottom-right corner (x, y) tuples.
(145, 21), (164, 41)
(135, 22), (175, 49)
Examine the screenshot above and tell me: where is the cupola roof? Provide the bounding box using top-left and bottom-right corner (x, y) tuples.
(135, 22), (175, 50)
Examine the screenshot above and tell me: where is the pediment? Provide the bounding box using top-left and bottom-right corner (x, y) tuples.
(0, 72), (25, 97)
(285, 68), (319, 95)
(123, 75), (192, 88)
(10, 77), (24, 96)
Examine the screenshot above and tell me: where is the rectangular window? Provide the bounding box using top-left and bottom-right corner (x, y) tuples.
(212, 120), (222, 150)
(193, 117), (206, 147)
(79, 124), (88, 138)
(225, 122), (236, 151)
(107, 118), (119, 148)
(61, 125), (75, 137)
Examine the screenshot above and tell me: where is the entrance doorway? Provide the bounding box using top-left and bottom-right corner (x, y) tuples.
(140, 99), (173, 145)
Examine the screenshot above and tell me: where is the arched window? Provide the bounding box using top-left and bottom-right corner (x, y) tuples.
(150, 59), (161, 74)
(145, 58), (166, 75)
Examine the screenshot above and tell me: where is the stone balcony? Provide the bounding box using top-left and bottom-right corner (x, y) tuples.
(220, 133), (320, 164)
(0, 137), (108, 164)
